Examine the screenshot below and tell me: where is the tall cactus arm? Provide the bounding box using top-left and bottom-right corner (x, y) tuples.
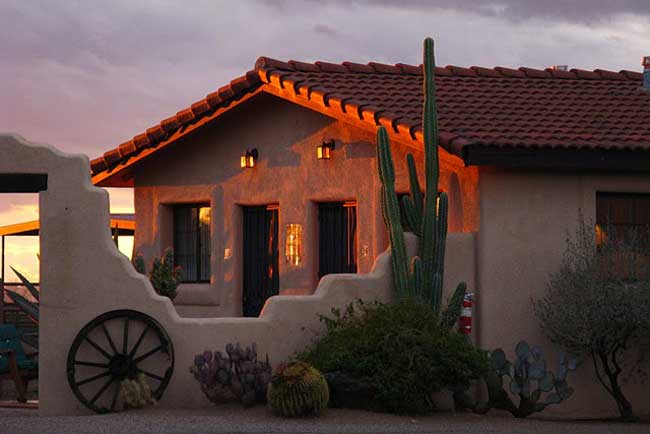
(434, 192), (449, 305)
(377, 127), (411, 297)
(420, 37), (441, 307)
(406, 153), (423, 215)
(410, 256), (424, 299)
(401, 195), (421, 237)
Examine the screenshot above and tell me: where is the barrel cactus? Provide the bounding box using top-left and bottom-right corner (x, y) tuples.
(190, 342), (272, 407)
(120, 373), (155, 410)
(376, 37), (466, 324)
(267, 362), (329, 418)
(476, 340), (577, 418)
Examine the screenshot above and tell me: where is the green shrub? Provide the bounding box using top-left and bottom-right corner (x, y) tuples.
(267, 362), (329, 418)
(133, 248), (182, 300)
(298, 298), (488, 415)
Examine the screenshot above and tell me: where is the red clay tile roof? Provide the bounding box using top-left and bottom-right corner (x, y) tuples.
(91, 57), (649, 180)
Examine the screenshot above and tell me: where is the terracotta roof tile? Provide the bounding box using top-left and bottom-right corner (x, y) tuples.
(92, 56), (650, 178)
(92, 70), (262, 176)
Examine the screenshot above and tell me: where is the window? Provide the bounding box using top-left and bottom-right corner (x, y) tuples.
(596, 193), (650, 279)
(173, 204), (211, 283)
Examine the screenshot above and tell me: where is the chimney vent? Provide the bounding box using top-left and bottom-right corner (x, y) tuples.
(643, 56), (650, 90)
(550, 65), (568, 71)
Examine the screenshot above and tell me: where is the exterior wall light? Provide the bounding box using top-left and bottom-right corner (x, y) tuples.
(285, 223), (303, 266)
(317, 140), (335, 160)
(241, 148), (258, 169)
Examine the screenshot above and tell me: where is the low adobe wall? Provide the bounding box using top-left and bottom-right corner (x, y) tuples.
(0, 134), (476, 416)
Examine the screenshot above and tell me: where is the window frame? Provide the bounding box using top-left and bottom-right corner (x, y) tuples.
(596, 192), (650, 280)
(172, 203), (211, 284)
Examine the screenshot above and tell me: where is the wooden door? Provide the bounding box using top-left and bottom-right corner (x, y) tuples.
(242, 205), (279, 317)
(318, 202), (357, 277)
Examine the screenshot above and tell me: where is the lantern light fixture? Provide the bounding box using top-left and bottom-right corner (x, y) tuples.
(285, 224), (303, 266)
(317, 140), (336, 160)
(240, 148), (258, 169)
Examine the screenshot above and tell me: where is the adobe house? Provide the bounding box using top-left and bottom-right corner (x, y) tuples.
(90, 57), (650, 357)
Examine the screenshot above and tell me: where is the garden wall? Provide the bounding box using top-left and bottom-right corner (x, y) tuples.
(0, 134), (476, 416)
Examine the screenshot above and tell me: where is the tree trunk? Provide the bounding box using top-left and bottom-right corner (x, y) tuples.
(593, 350), (638, 422)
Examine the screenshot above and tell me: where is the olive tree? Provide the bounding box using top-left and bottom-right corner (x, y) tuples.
(534, 218), (650, 421)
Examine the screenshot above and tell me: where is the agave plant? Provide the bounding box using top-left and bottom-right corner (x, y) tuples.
(4, 266), (39, 348)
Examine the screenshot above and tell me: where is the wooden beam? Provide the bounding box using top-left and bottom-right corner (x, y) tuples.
(0, 174), (47, 193)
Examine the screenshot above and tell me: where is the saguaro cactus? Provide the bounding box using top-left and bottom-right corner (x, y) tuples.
(377, 38), (465, 320)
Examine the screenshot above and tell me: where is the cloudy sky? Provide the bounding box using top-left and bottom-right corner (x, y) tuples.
(1, 0), (649, 280)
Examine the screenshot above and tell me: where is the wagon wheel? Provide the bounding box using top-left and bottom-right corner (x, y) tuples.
(66, 310), (174, 413)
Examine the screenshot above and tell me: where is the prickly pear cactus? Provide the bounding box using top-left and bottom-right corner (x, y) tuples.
(190, 342), (272, 407)
(478, 340), (577, 418)
(376, 38), (466, 322)
(267, 362), (329, 418)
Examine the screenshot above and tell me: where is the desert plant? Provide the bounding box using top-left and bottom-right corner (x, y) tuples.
(190, 342), (272, 407)
(474, 341), (576, 418)
(132, 253), (146, 274)
(298, 298), (488, 415)
(4, 266), (39, 323)
(133, 249), (182, 300)
(267, 362), (329, 418)
(3, 267), (39, 348)
(376, 37), (465, 322)
(534, 218), (650, 421)
(119, 373), (155, 410)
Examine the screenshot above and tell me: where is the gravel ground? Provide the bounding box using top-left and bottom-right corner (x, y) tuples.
(0, 405), (649, 434)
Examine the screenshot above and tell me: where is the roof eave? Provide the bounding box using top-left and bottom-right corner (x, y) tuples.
(463, 145), (650, 171)
(92, 88), (265, 187)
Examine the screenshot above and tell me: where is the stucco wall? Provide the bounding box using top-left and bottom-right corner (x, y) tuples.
(132, 93), (477, 317)
(0, 134), (475, 416)
(477, 167), (650, 418)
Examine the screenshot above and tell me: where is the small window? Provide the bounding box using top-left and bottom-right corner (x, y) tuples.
(173, 204), (211, 283)
(596, 193), (650, 279)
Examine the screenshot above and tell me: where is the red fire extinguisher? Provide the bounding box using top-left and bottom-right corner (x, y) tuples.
(459, 293), (473, 335)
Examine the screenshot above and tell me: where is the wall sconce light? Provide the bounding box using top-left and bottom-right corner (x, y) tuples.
(317, 140), (335, 160)
(285, 223), (303, 266)
(241, 148), (258, 168)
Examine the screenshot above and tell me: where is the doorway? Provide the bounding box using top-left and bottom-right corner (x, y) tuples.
(318, 201), (357, 278)
(242, 205), (279, 317)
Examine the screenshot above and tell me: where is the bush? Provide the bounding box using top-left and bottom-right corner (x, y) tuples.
(298, 298), (488, 415)
(267, 362), (329, 418)
(534, 218), (650, 421)
(133, 248), (182, 300)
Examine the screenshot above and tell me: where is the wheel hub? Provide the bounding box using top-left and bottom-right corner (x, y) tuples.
(109, 354), (135, 379)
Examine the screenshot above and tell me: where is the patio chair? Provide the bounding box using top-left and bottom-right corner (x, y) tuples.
(0, 324), (37, 403)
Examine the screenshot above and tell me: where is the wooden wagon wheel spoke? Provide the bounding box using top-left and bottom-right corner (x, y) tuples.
(133, 345), (162, 364)
(137, 368), (164, 381)
(85, 336), (112, 359)
(90, 377), (115, 405)
(76, 371), (111, 387)
(110, 382), (120, 412)
(74, 360), (109, 368)
(67, 310), (175, 414)
(101, 323), (119, 355)
(122, 317), (129, 354)
(128, 325), (149, 358)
